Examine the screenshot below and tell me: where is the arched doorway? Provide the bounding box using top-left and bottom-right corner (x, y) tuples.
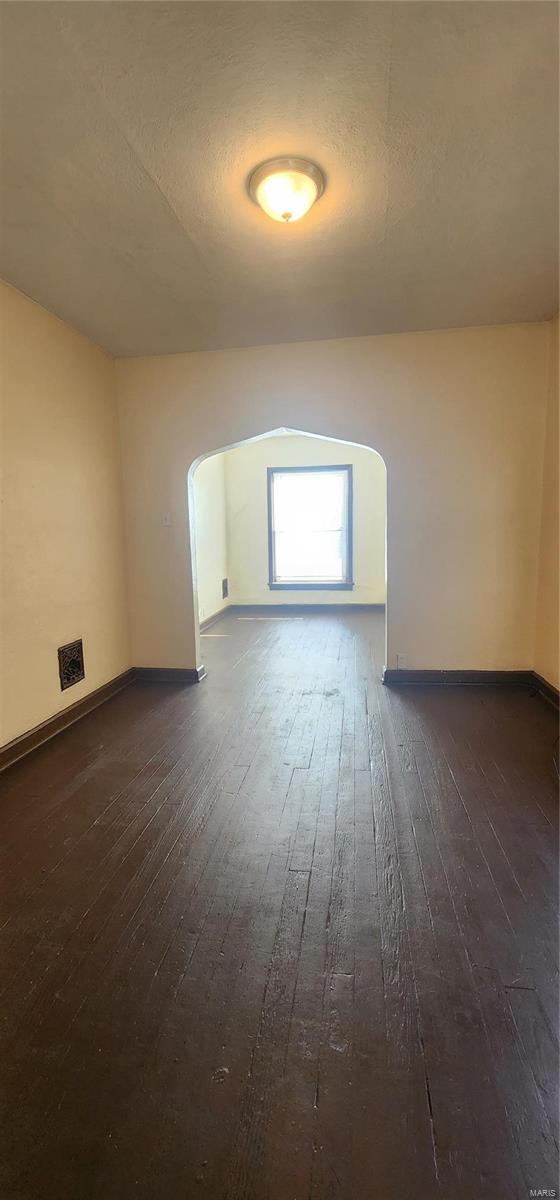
(187, 428), (387, 676)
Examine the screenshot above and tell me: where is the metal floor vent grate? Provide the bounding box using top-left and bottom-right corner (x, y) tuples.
(58, 639), (85, 690)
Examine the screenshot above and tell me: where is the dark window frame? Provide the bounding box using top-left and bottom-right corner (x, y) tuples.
(267, 464), (354, 591)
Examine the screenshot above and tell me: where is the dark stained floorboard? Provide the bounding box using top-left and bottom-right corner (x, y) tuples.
(0, 609), (558, 1199)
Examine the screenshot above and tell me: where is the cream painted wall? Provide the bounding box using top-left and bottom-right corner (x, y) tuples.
(222, 434), (386, 606)
(191, 451), (229, 623)
(115, 321), (550, 675)
(1, 282), (130, 746)
(534, 315), (559, 689)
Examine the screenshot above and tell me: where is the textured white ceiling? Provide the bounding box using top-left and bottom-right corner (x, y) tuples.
(1, 1), (558, 356)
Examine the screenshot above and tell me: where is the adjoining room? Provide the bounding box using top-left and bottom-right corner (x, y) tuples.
(190, 429), (386, 655)
(0, 2), (558, 1198)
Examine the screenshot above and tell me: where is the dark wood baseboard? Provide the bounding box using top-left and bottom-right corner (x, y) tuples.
(2, 652), (554, 776)
(383, 668), (533, 687)
(530, 671), (560, 710)
(133, 666), (206, 684)
(382, 667), (559, 709)
(200, 609), (229, 632)
(0, 668), (135, 773)
(229, 603), (385, 615)
(0, 664), (208, 773)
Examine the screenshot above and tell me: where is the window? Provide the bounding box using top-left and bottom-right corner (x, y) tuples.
(267, 465), (353, 590)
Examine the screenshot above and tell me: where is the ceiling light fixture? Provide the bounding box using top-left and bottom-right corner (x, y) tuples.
(248, 157), (325, 223)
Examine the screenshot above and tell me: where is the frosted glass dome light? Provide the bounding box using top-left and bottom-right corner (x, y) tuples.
(248, 157), (325, 223)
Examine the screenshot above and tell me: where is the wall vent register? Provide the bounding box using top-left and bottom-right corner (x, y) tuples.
(267, 465), (353, 590)
(58, 639), (85, 690)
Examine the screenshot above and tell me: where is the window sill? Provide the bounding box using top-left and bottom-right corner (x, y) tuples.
(269, 582), (354, 591)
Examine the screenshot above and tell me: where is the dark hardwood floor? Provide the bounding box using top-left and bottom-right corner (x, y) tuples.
(1, 609), (558, 1200)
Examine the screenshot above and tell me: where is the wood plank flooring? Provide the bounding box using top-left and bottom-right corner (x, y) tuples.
(0, 609), (558, 1199)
